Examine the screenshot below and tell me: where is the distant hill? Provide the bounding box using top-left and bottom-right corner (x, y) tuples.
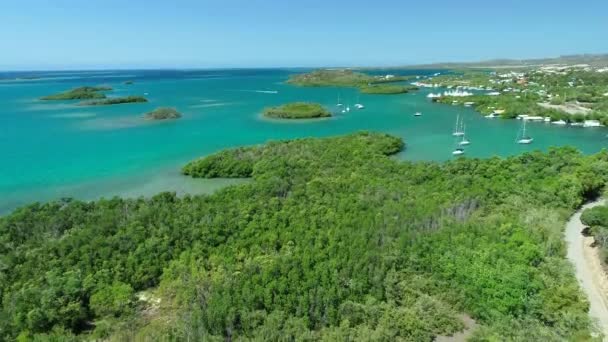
(400, 53), (608, 69)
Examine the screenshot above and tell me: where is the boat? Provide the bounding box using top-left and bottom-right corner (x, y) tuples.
(517, 120), (533, 144)
(354, 95), (364, 109)
(337, 94), (343, 107)
(443, 89), (474, 97)
(583, 120), (602, 127)
(345, 105), (351, 113)
(459, 124), (470, 146)
(414, 112), (422, 117)
(452, 147), (465, 156)
(452, 115), (464, 136)
(552, 120), (567, 125)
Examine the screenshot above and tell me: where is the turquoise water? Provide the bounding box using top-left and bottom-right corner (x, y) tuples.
(2, 69), (607, 213)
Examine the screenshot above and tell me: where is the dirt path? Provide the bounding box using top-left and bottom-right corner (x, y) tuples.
(565, 200), (608, 338)
(435, 314), (477, 342)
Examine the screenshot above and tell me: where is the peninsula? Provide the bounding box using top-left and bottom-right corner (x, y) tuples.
(288, 69), (416, 94)
(360, 84), (419, 95)
(263, 102), (331, 119)
(4, 132), (607, 341)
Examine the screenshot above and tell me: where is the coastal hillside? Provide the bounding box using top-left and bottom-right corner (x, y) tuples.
(401, 53), (608, 69)
(1, 132), (607, 340)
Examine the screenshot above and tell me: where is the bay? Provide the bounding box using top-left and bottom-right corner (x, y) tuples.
(1, 68), (607, 213)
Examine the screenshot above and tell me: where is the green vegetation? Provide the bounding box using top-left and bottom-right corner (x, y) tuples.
(360, 84), (419, 95)
(80, 96), (148, 106)
(183, 146), (260, 178)
(287, 69), (416, 95)
(1, 131), (607, 340)
(263, 102), (331, 119)
(41, 86), (112, 100)
(143, 107), (182, 120)
(581, 205), (608, 267)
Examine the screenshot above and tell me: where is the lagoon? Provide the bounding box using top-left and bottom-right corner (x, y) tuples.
(1, 68), (607, 213)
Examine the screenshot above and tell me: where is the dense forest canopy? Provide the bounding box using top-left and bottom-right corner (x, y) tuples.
(1, 132), (607, 340)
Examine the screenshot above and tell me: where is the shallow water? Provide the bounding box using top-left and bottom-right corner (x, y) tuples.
(1, 69), (607, 213)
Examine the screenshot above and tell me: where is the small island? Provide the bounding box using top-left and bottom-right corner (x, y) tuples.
(79, 96), (148, 106)
(360, 84), (419, 95)
(263, 102), (331, 119)
(41, 86), (112, 100)
(144, 107), (182, 120)
(124, 80), (134, 85)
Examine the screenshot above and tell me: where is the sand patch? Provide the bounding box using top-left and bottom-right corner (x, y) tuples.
(538, 102), (592, 115)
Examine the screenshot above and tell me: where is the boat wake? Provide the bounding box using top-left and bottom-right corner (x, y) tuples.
(230, 89), (279, 94)
(51, 112), (97, 119)
(190, 102), (232, 108)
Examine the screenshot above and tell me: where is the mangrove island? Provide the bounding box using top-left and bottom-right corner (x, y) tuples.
(263, 102), (331, 119)
(40, 86), (112, 100)
(144, 107), (182, 120)
(79, 96), (148, 106)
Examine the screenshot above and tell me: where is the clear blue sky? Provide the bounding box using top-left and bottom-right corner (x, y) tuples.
(1, 0), (607, 70)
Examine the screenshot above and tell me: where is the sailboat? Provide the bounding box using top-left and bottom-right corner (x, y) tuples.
(452, 136), (465, 155)
(354, 95), (365, 109)
(517, 120), (533, 144)
(414, 111), (422, 117)
(452, 147), (465, 156)
(337, 93), (343, 107)
(458, 124), (470, 145)
(452, 115), (464, 136)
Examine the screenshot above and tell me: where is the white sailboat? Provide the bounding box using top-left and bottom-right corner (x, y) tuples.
(452, 147), (465, 156)
(337, 93), (343, 107)
(452, 115), (464, 136)
(517, 120), (533, 144)
(459, 124), (470, 146)
(354, 95), (364, 109)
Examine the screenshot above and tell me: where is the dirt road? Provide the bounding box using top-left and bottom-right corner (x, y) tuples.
(565, 200), (608, 338)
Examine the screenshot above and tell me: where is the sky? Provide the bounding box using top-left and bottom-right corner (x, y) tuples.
(1, 0), (607, 70)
